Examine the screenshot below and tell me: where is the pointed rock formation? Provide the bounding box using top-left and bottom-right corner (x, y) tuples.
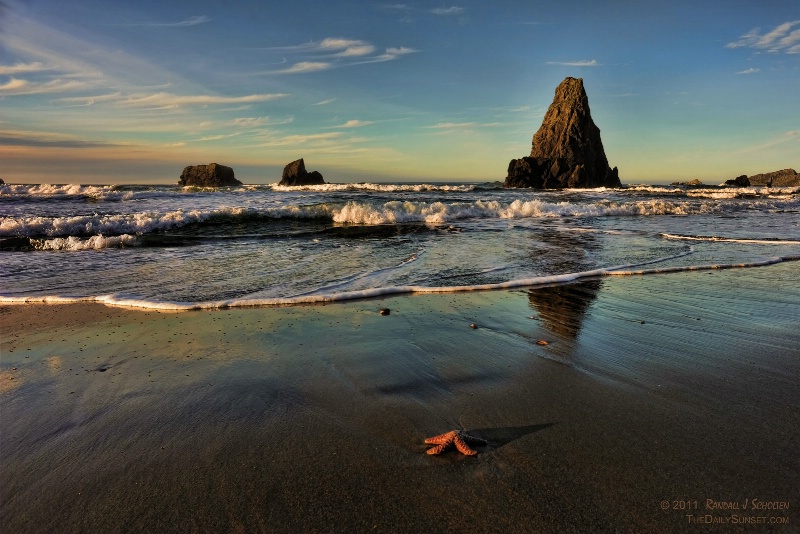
(505, 77), (620, 189)
(279, 158), (325, 186)
(178, 163), (241, 187)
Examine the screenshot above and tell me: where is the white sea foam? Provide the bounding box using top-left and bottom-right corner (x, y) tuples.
(0, 207), (248, 237)
(329, 198), (721, 224)
(32, 234), (140, 251)
(5, 190), (799, 244)
(626, 184), (800, 198)
(270, 182), (478, 193)
(3, 255), (796, 311)
(0, 183), (119, 198)
(0, 183), (187, 202)
(661, 233), (800, 245)
(3, 195), (786, 238)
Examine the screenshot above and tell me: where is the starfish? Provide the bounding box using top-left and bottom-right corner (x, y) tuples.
(424, 430), (487, 456)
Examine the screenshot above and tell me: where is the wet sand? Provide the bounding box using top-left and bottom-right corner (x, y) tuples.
(1, 263), (798, 533)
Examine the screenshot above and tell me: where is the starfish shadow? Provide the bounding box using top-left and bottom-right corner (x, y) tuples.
(468, 423), (556, 450)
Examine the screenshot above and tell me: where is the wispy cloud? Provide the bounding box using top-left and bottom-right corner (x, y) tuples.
(119, 92), (289, 108)
(337, 120), (374, 128)
(313, 99), (336, 106)
(230, 116), (293, 128)
(318, 38), (376, 57)
(380, 4), (466, 21)
(736, 129), (800, 154)
(355, 46), (418, 65)
(0, 77), (90, 95)
(252, 131), (344, 147)
(726, 20), (800, 54)
(162, 15), (211, 27)
(431, 6), (465, 15)
(427, 122), (477, 129)
(0, 128), (122, 148)
(118, 15), (212, 28)
(546, 59), (599, 67)
(59, 92), (125, 106)
(736, 67), (760, 74)
(195, 132), (244, 142)
(267, 37), (417, 74)
(0, 78), (28, 91)
(273, 61), (332, 74)
(424, 121), (503, 134)
(0, 62), (47, 75)
(57, 91), (289, 109)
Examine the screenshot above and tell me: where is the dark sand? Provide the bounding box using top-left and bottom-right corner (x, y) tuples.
(1, 263), (798, 533)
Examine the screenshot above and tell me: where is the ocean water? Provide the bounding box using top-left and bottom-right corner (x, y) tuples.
(1, 181), (798, 310)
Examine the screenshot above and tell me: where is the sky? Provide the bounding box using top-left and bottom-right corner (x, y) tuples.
(1, 0), (798, 184)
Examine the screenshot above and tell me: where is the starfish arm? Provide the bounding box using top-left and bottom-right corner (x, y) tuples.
(424, 431), (457, 445)
(453, 434), (478, 456)
(426, 441), (452, 455)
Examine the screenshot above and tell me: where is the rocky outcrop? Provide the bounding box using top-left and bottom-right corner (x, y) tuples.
(178, 163), (241, 187)
(279, 158), (325, 186)
(505, 77), (620, 189)
(724, 169), (799, 187)
(671, 179), (704, 186)
(724, 175), (750, 187)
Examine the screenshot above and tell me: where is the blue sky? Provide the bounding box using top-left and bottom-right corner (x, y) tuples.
(1, 0), (798, 184)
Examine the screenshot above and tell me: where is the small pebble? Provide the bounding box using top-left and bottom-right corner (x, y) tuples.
(469, 323), (478, 329)
(379, 308), (390, 316)
(536, 339), (548, 346)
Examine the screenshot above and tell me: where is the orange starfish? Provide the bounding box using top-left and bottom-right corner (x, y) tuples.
(424, 430), (487, 456)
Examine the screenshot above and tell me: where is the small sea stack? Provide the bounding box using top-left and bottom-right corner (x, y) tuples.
(178, 163), (242, 187)
(505, 77), (620, 189)
(279, 158), (325, 186)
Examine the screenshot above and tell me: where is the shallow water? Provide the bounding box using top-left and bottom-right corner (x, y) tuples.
(1, 181), (798, 309)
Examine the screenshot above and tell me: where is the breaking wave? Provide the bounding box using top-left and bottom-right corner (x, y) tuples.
(267, 182), (483, 193)
(31, 234), (141, 251)
(3, 253), (797, 311)
(626, 184), (800, 199)
(4, 196), (798, 239)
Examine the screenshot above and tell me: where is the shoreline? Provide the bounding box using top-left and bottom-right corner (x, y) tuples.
(3, 254), (798, 311)
(2, 264), (798, 532)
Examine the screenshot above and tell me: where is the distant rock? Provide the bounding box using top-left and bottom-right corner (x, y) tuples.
(671, 179), (704, 186)
(724, 169), (799, 187)
(748, 169), (798, 187)
(505, 77), (620, 189)
(0, 178), (4, 185)
(279, 158), (325, 186)
(178, 163), (241, 187)
(724, 175), (750, 187)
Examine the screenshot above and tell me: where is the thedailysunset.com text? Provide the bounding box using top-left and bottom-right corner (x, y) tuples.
(687, 515), (789, 525)
(685, 499), (790, 526)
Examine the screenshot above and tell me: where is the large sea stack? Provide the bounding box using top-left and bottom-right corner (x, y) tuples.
(505, 77), (620, 189)
(178, 163), (241, 187)
(279, 158), (325, 186)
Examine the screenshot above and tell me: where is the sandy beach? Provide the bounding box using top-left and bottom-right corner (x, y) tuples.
(1, 263), (798, 533)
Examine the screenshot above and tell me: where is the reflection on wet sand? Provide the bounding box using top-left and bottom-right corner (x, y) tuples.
(528, 279), (602, 340)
